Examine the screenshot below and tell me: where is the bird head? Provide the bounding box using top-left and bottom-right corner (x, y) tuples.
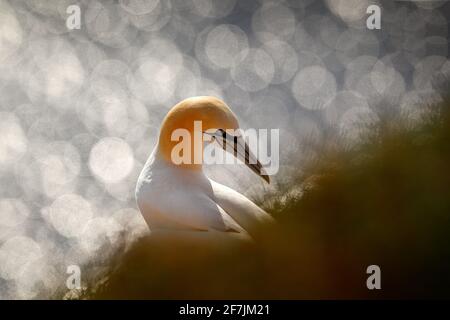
(158, 96), (270, 183)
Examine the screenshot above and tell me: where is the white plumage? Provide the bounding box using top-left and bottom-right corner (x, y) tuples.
(136, 145), (272, 240)
(135, 96), (273, 241)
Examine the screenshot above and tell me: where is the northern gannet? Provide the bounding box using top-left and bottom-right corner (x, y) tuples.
(136, 96), (273, 242)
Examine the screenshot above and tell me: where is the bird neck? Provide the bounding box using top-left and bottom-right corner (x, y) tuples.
(157, 123), (204, 171)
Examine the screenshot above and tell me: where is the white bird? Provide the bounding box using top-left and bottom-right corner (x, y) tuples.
(136, 96), (273, 243)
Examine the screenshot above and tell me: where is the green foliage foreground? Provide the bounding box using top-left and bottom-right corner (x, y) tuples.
(90, 89), (450, 299)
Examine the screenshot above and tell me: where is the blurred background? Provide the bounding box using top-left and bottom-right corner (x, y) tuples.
(0, 0), (449, 299)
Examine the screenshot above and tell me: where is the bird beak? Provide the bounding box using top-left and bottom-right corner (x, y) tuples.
(204, 129), (270, 184)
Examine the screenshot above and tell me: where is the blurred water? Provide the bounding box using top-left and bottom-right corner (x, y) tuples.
(0, 0), (449, 299)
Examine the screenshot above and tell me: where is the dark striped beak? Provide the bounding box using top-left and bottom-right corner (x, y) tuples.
(204, 129), (270, 184)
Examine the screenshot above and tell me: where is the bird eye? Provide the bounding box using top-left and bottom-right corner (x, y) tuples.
(216, 128), (225, 135)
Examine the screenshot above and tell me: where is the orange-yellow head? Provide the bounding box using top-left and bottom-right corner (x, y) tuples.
(157, 96), (269, 183)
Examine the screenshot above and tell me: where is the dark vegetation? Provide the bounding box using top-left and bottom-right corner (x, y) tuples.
(89, 81), (450, 299)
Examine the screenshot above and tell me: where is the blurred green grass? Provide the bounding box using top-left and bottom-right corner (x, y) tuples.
(89, 85), (450, 299)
